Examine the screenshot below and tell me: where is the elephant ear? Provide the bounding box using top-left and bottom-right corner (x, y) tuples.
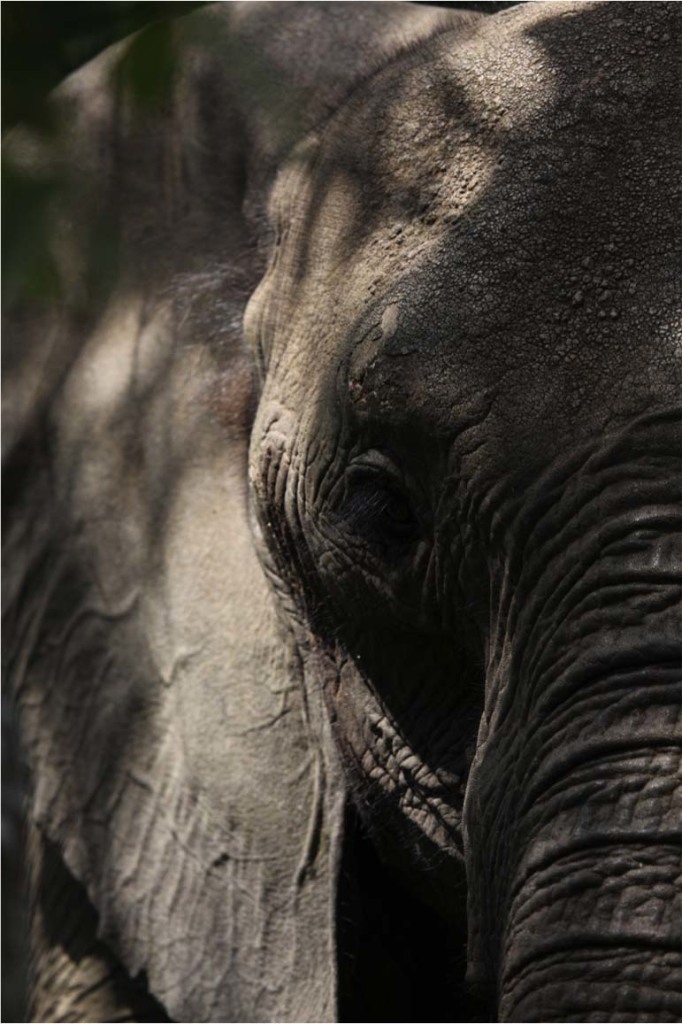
(3, 4), (475, 1021)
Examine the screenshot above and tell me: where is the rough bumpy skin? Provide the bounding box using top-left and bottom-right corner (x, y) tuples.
(4, 3), (681, 1022)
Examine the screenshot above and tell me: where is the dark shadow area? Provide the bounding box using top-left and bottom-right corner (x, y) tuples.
(1, 696), (29, 1023)
(30, 832), (172, 1022)
(337, 804), (492, 1023)
(418, 1), (520, 10)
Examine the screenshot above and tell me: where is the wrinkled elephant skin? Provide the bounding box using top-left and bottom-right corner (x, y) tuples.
(4, 2), (681, 1022)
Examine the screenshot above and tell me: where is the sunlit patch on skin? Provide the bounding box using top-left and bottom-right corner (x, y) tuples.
(56, 295), (172, 433)
(449, 5), (561, 132)
(250, 7), (563, 417)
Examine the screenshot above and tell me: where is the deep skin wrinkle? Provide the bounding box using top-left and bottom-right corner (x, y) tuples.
(249, 3), (681, 1018)
(6, 3), (680, 1021)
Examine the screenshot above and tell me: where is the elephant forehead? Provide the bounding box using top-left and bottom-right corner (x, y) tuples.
(260, 1), (679, 453)
(269, 0), (675, 284)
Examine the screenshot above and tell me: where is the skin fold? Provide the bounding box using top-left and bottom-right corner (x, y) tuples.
(3, 3), (680, 1021)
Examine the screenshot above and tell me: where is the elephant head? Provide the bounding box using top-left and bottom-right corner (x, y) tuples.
(4, 2), (680, 1021)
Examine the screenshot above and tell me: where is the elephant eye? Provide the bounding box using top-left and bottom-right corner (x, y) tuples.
(381, 489), (417, 534)
(341, 465), (420, 551)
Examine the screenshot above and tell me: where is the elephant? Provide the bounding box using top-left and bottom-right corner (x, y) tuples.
(3, 1), (681, 1021)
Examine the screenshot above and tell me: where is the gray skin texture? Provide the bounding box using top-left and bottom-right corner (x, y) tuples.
(3, 2), (681, 1022)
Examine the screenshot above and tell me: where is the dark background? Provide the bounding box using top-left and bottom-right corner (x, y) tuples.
(2, 4), (518, 1020)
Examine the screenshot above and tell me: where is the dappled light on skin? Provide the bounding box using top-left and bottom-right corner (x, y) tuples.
(4, 2), (681, 1022)
(454, 5), (560, 129)
(56, 296), (173, 430)
(249, 5), (562, 457)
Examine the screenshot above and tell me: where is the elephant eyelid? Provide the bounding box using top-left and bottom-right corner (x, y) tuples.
(348, 448), (403, 477)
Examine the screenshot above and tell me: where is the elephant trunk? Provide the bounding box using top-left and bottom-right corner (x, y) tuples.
(493, 669), (680, 1022)
(464, 413), (682, 1022)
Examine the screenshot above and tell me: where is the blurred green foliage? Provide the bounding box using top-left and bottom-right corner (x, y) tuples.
(2, 0), (316, 320)
(2, 3), (207, 317)
(2, 2), (206, 128)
